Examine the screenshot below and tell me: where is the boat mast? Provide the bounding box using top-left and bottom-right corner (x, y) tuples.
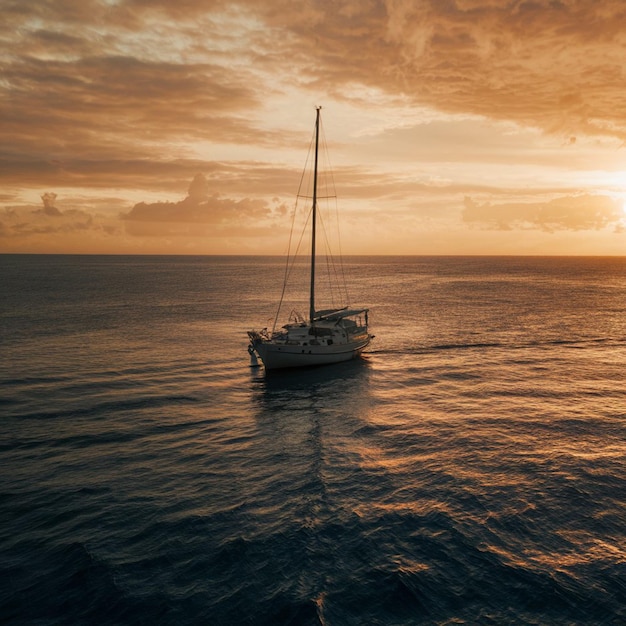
(309, 106), (321, 323)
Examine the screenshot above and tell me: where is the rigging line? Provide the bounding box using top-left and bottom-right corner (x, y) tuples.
(319, 114), (351, 305)
(323, 196), (349, 306)
(272, 126), (317, 334)
(317, 203), (347, 310)
(323, 120), (350, 305)
(324, 242), (346, 308)
(273, 198), (313, 333)
(334, 190), (351, 306)
(316, 210), (339, 308)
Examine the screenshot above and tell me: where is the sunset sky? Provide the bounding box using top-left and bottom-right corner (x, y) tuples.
(2, 0), (626, 255)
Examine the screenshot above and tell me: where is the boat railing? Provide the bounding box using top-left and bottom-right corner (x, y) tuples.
(288, 310), (306, 324)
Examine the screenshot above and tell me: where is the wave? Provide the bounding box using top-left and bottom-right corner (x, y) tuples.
(368, 335), (626, 356)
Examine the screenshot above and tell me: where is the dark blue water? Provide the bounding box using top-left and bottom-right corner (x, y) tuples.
(1, 255), (625, 625)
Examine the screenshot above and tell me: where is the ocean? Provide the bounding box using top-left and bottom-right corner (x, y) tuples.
(1, 254), (625, 625)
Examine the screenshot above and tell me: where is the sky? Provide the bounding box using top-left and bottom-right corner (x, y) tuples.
(1, 0), (626, 255)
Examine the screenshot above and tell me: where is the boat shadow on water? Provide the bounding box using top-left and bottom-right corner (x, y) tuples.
(252, 353), (371, 386)
(249, 356), (374, 420)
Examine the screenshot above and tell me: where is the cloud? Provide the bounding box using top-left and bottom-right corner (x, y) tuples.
(122, 174), (288, 237)
(2, 1), (626, 255)
(5, 0), (626, 167)
(462, 194), (625, 232)
(40, 192), (62, 216)
(0, 193), (121, 239)
(4, 1), (626, 181)
(247, 0), (626, 140)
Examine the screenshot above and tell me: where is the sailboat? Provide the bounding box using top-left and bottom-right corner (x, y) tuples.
(247, 107), (373, 371)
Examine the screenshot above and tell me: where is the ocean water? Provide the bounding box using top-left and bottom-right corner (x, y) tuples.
(1, 254), (625, 625)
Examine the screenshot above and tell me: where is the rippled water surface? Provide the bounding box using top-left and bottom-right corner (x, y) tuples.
(1, 255), (625, 625)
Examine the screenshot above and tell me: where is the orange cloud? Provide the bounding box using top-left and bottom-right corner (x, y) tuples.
(122, 174), (288, 238)
(247, 0), (626, 140)
(0, 194), (120, 240)
(1, 1), (626, 255)
(463, 194), (624, 232)
(4, 0), (626, 165)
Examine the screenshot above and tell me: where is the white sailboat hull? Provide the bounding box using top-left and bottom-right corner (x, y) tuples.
(252, 335), (371, 371)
